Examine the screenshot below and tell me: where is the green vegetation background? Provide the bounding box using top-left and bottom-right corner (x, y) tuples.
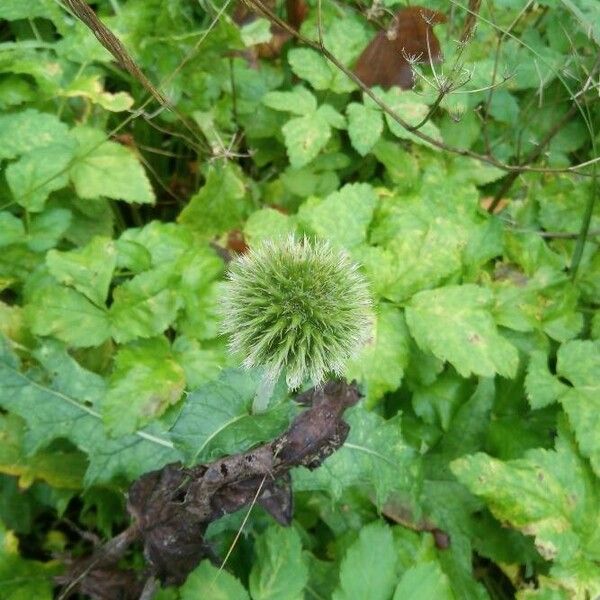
(0, 0), (599, 598)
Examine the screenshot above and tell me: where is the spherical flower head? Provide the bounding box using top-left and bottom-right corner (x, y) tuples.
(221, 236), (373, 390)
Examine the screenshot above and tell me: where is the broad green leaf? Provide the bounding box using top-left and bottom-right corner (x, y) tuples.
(369, 185), (488, 301)
(262, 86), (317, 115)
(452, 424), (600, 597)
(172, 336), (228, 389)
(317, 104), (346, 129)
(109, 265), (181, 343)
(0, 212), (24, 247)
(170, 368), (292, 463)
(175, 247), (225, 340)
(382, 90), (443, 149)
(406, 285), (519, 379)
(25, 283), (110, 348)
(393, 560), (454, 600)
(0, 109), (71, 160)
(525, 350), (568, 409)
(297, 182), (377, 248)
(0, 413), (86, 490)
(60, 74), (134, 112)
(287, 48), (332, 90)
(240, 17), (272, 47)
(249, 525), (308, 600)
(103, 338), (185, 437)
(69, 127), (155, 204)
(556, 340), (600, 476)
(0, 338), (181, 485)
(177, 163), (249, 237)
(282, 112), (331, 168)
(244, 207), (297, 244)
(0, 521), (59, 600)
(26, 208), (72, 252)
(333, 522), (397, 600)
(180, 560), (249, 600)
(293, 404), (417, 505)
(346, 303), (410, 406)
(46, 236), (116, 305)
(346, 102), (383, 156)
(6, 142), (74, 211)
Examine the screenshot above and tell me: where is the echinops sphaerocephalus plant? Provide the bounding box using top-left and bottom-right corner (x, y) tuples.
(221, 236), (373, 393)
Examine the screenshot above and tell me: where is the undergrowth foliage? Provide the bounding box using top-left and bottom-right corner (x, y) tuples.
(222, 236), (372, 389)
(0, 0), (599, 599)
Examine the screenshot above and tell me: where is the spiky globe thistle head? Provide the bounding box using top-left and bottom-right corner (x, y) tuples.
(221, 236), (373, 390)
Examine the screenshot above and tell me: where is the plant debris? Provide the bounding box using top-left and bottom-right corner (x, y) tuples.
(58, 381), (360, 598)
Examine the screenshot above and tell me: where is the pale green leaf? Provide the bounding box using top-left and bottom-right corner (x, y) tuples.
(282, 112), (331, 168)
(6, 142), (74, 211)
(0, 212), (24, 248)
(46, 236), (117, 305)
(333, 522), (397, 600)
(525, 350), (568, 409)
(109, 265), (181, 344)
(249, 526), (308, 600)
(262, 86), (317, 115)
(406, 285), (519, 379)
(0, 338), (181, 485)
(180, 560), (249, 600)
(0, 109), (70, 160)
(244, 207), (297, 245)
(393, 561), (455, 600)
(346, 102), (383, 156)
(297, 182), (377, 248)
(25, 284), (110, 348)
(69, 127), (155, 204)
(557, 340), (600, 476)
(177, 163), (249, 237)
(287, 48), (332, 90)
(103, 338), (185, 437)
(346, 303), (410, 406)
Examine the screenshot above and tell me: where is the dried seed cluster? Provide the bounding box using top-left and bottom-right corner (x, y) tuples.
(221, 236), (373, 389)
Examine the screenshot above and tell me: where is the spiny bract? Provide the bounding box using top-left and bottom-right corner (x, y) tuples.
(221, 236), (373, 389)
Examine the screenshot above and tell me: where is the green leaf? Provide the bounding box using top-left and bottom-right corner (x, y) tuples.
(0, 521), (59, 600)
(317, 104), (346, 129)
(109, 265), (181, 344)
(240, 17), (272, 47)
(69, 127), (155, 204)
(103, 338), (185, 437)
(46, 236), (117, 305)
(177, 163), (249, 237)
(556, 340), (600, 476)
(0, 109), (71, 160)
(249, 525), (308, 600)
(346, 303), (410, 406)
(452, 423), (600, 597)
(346, 102), (383, 156)
(525, 350), (568, 409)
(170, 368), (292, 464)
(382, 90), (443, 149)
(406, 285), (519, 379)
(244, 208), (297, 245)
(297, 182), (377, 248)
(282, 112), (331, 169)
(287, 48), (332, 90)
(25, 283), (110, 348)
(262, 86), (317, 115)
(293, 404), (416, 505)
(0, 212), (24, 248)
(26, 208), (72, 252)
(393, 561), (454, 600)
(0, 413), (86, 490)
(180, 560), (249, 600)
(333, 522), (397, 600)
(6, 141), (74, 211)
(0, 338), (181, 485)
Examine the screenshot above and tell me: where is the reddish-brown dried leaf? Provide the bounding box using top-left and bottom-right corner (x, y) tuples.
(354, 6), (446, 90)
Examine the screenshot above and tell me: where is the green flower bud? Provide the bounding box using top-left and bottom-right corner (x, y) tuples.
(221, 236), (373, 390)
